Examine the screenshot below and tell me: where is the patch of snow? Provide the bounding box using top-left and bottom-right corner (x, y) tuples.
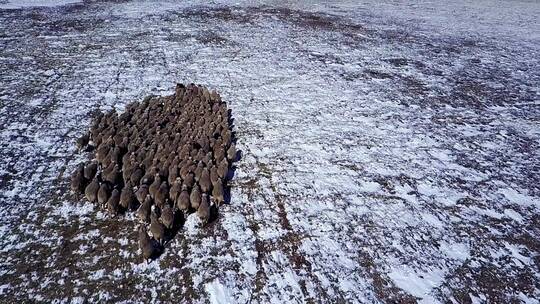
(117, 237), (129, 246)
(89, 269), (105, 281)
(518, 292), (540, 304)
(183, 213), (202, 235)
(51, 201), (95, 219)
(503, 208), (523, 223)
(439, 241), (470, 262)
(360, 181), (381, 193)
(504, 243), (531, 267)
(205, 279), (234, 304)
(498, 188), (538, 208)
(0, 284), (10, 295)
(0, 0), (81, 9)
(388, 266), (445, 303)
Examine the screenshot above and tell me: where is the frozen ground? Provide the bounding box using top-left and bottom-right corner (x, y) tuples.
(0, 0), (539, 303)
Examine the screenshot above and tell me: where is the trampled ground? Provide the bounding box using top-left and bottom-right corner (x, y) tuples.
(0, 0), (539, 303)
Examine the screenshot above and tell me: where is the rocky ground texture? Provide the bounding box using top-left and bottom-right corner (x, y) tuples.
(0, 0), (539, 303)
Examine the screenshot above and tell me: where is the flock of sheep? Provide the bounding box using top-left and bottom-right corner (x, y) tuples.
(70, 83), (237, 261)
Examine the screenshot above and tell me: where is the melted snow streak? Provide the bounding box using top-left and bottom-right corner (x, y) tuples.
(0, 0), (539, 303)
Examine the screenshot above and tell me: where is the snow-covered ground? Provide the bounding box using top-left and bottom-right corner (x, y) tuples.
(0, 0), (539, 303)
(0, 0), (81, 9)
